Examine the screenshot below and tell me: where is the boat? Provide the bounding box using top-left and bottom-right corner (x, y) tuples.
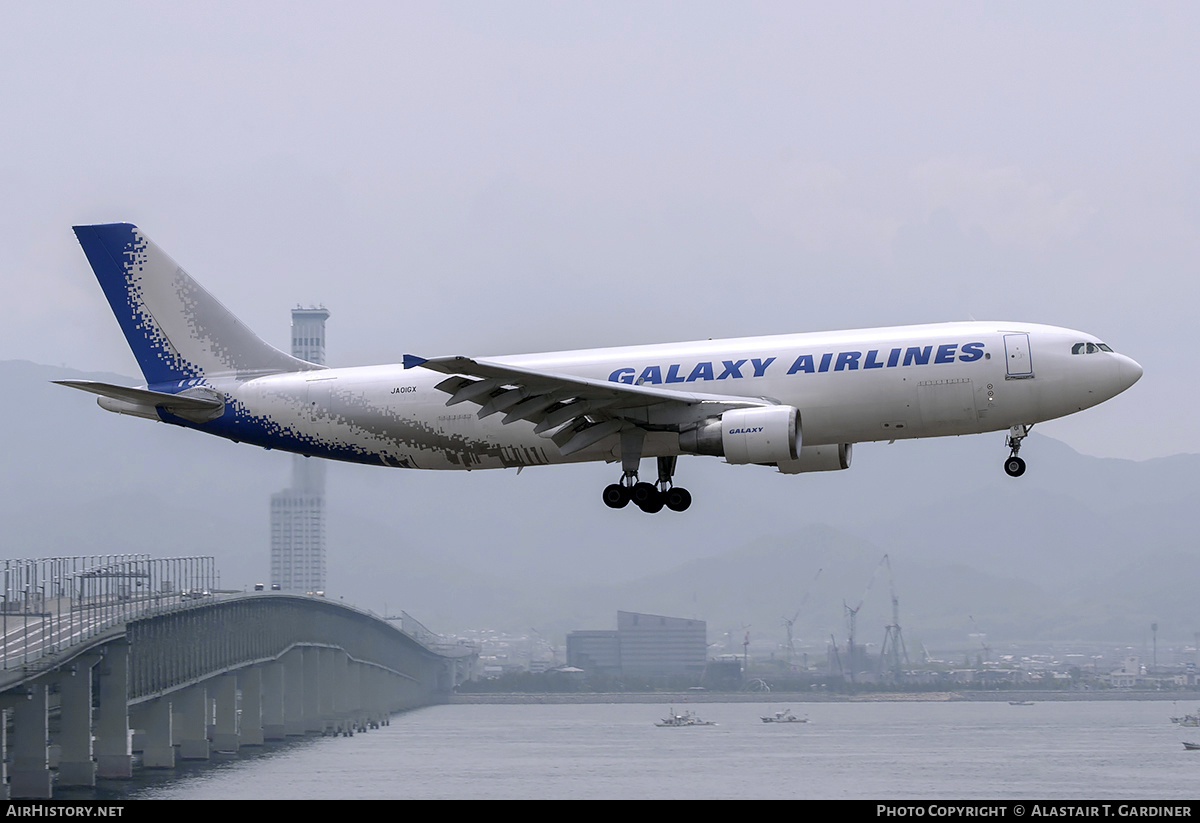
(1009, 701), (1035, 706)
(656, 708), (716, 727)
(1182, 742), (1200, 751)
(761, 708), (808, 723)
(1170, 708), (1200, 725)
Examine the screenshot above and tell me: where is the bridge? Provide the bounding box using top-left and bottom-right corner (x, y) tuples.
(0, 556), (475, 799)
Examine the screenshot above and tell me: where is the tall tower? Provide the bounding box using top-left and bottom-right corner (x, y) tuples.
(269, 306), (330, 593)
(290, 307), (330, 366)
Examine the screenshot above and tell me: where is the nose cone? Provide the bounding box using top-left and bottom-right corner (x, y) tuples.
(1116, 354), (1143, 393)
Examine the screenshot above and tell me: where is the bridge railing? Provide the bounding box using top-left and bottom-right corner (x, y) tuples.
(0, 556), (217, 670)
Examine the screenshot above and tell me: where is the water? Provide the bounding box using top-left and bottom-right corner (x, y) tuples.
(118, 701), (1197, 799)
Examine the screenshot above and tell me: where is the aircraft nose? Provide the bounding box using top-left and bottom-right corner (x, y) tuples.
(1117, 354), (1143, 391)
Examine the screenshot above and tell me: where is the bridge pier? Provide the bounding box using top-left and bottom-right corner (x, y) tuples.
(318, 648), (334, 734)
(304, 647), (322, 734)
(367, 667), (389, 725)
(96, 639), (133, 778)
(56, 653), (102, 787)
(174, 685), (210, 760)
(8, 683), (52, 799)
(132, 699), (175, 768)
(262, 659), (286, 739)
(212, 674), (239, 753)
(285, 647), (307, 735)
(240, 665), (265, 746)
(0, 708), (7, 800)
(340, 658), (360, 733)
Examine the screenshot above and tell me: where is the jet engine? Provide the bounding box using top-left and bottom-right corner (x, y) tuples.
(679, 406), (800, 464)
(775, 443), (853, 474)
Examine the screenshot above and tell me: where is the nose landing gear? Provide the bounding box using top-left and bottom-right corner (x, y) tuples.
(1004, 424), (1031, 477)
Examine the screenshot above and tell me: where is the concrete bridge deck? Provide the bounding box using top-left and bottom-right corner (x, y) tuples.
(0, 556), (473, 798)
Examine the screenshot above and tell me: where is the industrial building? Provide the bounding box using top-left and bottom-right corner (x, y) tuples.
(566, 610), (707, 678)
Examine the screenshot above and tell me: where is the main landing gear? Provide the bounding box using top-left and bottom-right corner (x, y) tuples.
(1004, 424), (1031, 477)
(603, 456), (692, 513)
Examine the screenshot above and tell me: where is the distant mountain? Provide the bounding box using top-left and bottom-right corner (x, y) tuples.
(4, 360), (1197, 653)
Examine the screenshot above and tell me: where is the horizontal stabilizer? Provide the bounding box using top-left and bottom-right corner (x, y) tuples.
(54, 380), (225, 423)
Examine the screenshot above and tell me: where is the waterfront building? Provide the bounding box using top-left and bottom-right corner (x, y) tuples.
(566, 610), (707, 678)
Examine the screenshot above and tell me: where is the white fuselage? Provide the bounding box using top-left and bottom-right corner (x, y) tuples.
(211, 321), (1141, 472)
(66, 224), (1143, 497)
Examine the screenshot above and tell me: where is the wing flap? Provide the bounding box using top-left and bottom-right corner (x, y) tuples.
(405, 354), (774, 445)
(556, 419), (624, 456)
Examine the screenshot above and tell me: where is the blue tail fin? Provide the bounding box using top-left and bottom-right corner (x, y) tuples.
(73, 224), (321, 385)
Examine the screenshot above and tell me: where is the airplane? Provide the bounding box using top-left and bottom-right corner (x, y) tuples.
(58, 223), (1143, 514)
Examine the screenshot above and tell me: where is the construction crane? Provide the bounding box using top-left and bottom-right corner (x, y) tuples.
(828, 633), (844, 679)
(844, 555), (888, 684)
(843, 600), (861, 683)
(782, 567), (822, 665)
(968, 615), (991, 668)
(879, 554), (910, 680)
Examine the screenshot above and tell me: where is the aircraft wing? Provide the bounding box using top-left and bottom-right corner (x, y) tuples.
(403, 354), (771, 456)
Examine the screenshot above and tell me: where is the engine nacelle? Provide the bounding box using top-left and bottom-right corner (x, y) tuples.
(679, 406), (800, 465)
(776, 443), (853, 474)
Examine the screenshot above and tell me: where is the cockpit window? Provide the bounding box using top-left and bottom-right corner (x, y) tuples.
(1072, 342), (1115, 355)
(1072, 343), (1085, 354)
(1097, 343), (1113, 352)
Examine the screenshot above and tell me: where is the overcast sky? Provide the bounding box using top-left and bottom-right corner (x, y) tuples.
(3, 2), (1196, 460)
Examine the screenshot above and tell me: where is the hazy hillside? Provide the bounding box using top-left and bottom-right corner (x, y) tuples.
(3, 359), (1196, 651)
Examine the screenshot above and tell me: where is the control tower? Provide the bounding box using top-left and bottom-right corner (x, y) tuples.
(269, 306), (330, 593)
(289, 307), (330, 366)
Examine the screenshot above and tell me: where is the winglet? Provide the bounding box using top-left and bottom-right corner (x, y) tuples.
(403, 354), (427, 370)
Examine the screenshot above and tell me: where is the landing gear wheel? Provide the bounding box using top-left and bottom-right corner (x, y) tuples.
(665, 487), (692, 512)
(603, 483), (631, 508)
(1004, 456), (1026, 477)
(637, 489), (665, 513)
(603, 450), (693, 513)
(1003, 424), (1031, 478)
(631, 482), (658, 507)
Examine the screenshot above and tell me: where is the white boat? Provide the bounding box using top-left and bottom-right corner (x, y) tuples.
(656, 708), (716, 727)
(761, 708), (808, 724)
